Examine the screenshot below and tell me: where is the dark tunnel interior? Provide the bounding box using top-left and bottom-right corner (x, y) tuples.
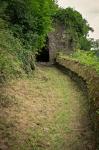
(36, 38), (49, 62)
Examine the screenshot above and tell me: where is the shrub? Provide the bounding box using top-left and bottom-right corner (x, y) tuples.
(0, 24), (35, 82)
(0, 48), (24, 83)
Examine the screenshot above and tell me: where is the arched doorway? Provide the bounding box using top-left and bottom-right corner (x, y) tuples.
(36, 37), (49, 62)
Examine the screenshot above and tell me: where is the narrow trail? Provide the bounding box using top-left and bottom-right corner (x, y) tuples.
(0, 66), (95, 150)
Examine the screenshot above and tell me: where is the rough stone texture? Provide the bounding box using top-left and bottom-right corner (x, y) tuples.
(48, 22), (75, 63)
(56, 56), (99, 149)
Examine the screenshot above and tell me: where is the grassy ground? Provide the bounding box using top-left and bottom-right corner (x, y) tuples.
(0, 66), (95, 150)
(58, 51), (99, 73)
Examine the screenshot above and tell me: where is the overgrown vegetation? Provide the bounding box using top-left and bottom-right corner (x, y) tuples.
(53, 7), (93, 50)
(59, 50), (99, 73)
(71, 50), (99, 73)
(0, 0), (57, 81)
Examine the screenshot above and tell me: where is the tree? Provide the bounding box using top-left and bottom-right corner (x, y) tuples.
(1, 0), (57, 51)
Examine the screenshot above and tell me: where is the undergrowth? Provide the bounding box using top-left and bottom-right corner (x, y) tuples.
(0, 19), (35, 82)
(0, 0), (56, 82)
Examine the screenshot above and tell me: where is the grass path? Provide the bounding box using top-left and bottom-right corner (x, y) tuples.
(0, 66), (95, 150)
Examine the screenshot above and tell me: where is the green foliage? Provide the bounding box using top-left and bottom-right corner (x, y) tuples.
(0, 25), (37, 79)
(53, 7), (93, 50)
(0, 0), (57, 81)
(0, 48), (23, 83)
(2, 0), (57, 50)
(0, 27), (24, 82)
(79, 37), (92, 50)
(71, 50), (99, 73)
(58, 50), (99, 73)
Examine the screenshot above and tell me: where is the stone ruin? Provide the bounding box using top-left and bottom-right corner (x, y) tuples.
(36, 21), (75, 63)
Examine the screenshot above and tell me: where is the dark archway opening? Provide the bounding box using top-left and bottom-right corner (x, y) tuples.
(36, 37), (49, 62)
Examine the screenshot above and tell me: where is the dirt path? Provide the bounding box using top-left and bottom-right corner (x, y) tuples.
(0, 66), (95, 150)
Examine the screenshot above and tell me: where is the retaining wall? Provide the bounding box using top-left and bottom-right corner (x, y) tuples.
(55, 56), (99, 148)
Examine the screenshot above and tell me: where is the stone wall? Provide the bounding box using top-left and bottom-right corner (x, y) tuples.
(55, 55), (99, 149)
(48, 21), (74, 63)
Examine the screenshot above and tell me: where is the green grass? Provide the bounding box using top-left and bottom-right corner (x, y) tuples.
(0, 66), (94, 150)
(59, 50), (99, 73)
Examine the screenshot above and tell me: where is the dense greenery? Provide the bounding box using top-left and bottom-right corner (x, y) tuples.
(0, 0), (57, 81)
(53, 7), (93, 50)
(1, 0), (56, 49)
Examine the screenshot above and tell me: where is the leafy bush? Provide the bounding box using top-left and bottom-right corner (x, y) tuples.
(0, 23), (35, 81)
(0, 48), (24, 82)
